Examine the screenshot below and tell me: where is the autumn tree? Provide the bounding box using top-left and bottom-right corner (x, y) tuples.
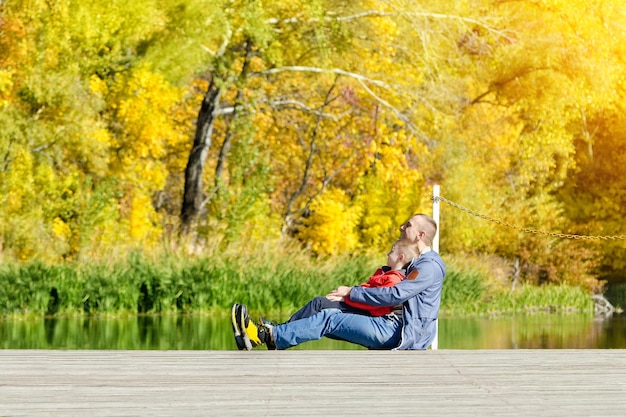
(2, 0), (625, 293)
(0, 0), (192, 260)
(178, 0), (435, 255)
(433, 0), (625, 290)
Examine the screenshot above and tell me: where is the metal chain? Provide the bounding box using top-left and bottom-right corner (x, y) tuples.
(432, 195), (626, 241)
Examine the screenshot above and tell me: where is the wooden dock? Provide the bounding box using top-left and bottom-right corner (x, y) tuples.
(1, 350), (625, 416)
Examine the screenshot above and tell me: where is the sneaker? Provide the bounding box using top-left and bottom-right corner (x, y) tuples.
(237, 304), (275, 350)
(260, 317), (276, 327)
(231, 304), (246, 350)
(260, 317), (277, 350)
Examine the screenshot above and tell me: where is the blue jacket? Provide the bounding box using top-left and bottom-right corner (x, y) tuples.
(348, 251), (446, 350)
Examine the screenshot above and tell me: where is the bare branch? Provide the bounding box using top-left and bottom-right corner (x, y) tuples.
(334, 10), (393, 22)
(201, 26), (232, 57)
(266, 10), (392, 25)
(355, 78), (432, 146)
(396, 10), (513, 41)
(282, 76), (342, 235)
(255, 66), (392, 89)
(216, 99), (350, 120)
(266, 8), (511, 41)
(254, 66), (433, 145)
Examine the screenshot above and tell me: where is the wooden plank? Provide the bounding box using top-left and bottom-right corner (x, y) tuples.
(1, 350), (625, 416)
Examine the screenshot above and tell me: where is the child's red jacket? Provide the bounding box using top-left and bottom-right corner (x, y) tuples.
(345, 267), (405, 316)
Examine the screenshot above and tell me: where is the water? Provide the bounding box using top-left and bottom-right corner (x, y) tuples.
(438, 315), (626, 349)
(1, 315), (625, 350)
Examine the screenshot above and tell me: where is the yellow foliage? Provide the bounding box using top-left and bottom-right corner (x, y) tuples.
(0, 0), (624, 291)
(52, 217), (71, 239)
(355, 133), (426, 250)
(299, 189), (363, 256)
(128, 190), (162, 244)
(4, 150), (35, 214)
(113, 67), (181, 163)
(89, 74), (108, 97)
(0, 69), (14, 106)
(101, 66), (187, 248)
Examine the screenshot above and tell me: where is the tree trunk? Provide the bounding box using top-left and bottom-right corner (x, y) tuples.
(180, 77), (221, 236)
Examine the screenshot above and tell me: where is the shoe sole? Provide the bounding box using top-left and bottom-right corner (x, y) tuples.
(237, 304), (254, 351)
(231, 304), (246, 350)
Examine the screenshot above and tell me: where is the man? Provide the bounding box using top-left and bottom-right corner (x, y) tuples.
(231, 213), (446, 350)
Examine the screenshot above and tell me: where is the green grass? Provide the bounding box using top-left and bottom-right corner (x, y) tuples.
(0, 251), (595, 318)
(0, 251), (375, 317)
(440, 268), (594, 317)
(485, 283), (595, 317)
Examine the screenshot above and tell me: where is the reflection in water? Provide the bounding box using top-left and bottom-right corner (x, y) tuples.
(1, 315), (625, 350)
(439, 316), (625, 349)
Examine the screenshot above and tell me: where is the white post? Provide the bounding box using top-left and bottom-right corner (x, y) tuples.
(432, 185), (440, 253)
(431, 184), (440, 350)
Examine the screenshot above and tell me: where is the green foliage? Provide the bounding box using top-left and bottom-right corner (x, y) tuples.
(205, 120), (279, 245)
(486, 284), (595, 317)
(0, 249), (593, 318)
(440, 269), (487, 315)
(440, 265), (594, 317)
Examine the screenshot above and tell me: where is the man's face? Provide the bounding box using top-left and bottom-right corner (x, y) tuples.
(400, 215), (422, 243)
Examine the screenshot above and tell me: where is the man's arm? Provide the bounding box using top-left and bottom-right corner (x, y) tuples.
(348, 259), (440, 306)
(343, 271), (404, 314)
(325, 268), (392, 301)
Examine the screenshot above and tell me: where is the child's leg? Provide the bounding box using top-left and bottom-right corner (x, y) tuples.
(286, 296), (366, 322)
(286, 296), (340, 322)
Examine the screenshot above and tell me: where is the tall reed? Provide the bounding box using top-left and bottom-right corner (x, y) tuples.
(0, 250), (376, 317)
(0, 250), (594, 318)
(441, 269), (594, 317)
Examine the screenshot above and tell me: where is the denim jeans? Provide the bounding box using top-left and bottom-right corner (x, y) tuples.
(272, 308), (403, 350)
(286, 296), (370, 322)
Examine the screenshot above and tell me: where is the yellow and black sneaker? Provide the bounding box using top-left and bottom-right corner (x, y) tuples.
(231, 304), (246, 350)
(237, 304), (275, 350)
(260, 317), (277, 350)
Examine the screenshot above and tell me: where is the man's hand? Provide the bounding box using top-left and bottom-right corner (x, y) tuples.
(326, 286), (352, 302)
